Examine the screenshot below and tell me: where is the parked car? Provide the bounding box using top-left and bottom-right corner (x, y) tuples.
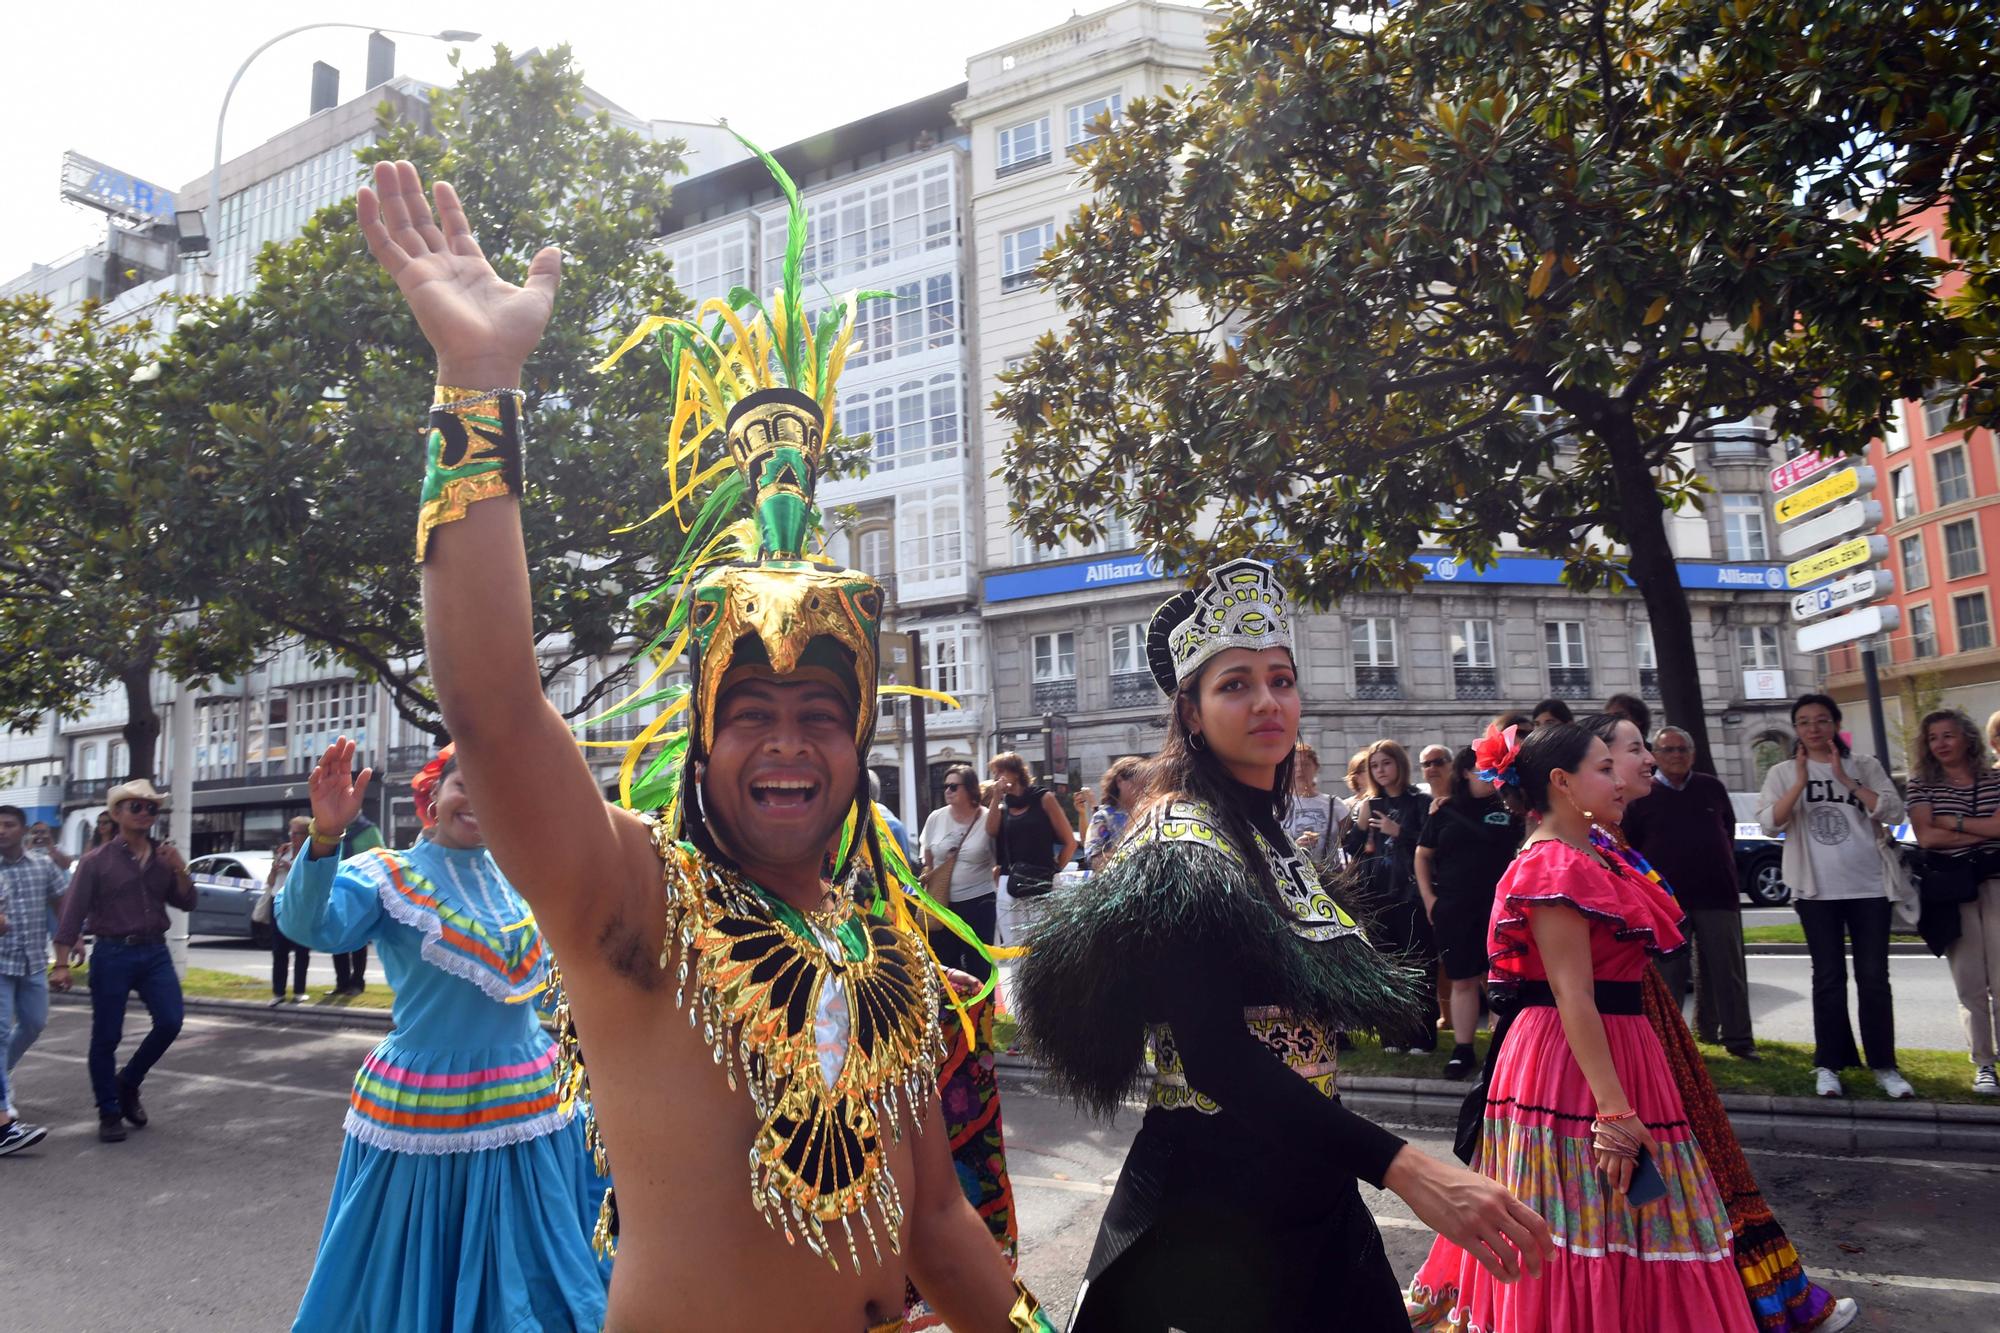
(187, 851), (276, 946)
(1725, 794), (1919, 908)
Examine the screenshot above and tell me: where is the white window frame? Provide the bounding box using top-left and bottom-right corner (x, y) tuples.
(857, 527), (893, 579)
(1943, 517), (1983, 580)
(1000, 221), (1057, 293)
(1924, 383), (1962, 438)
(1635, 623), (1658, 672)
(1900, 532), (1930, 590)
(1032, 631), (1077, 682)
(838, 372), (965, 472)
(1545, 621), (1589, 670)
(1934, 445), (1972, 507)
(897, 485), (964, 583)
(1451, 618), (1496, 668)
(1890, 465), (1917, 521)
(1350, 617), (1398, 668)
(1881, 400), (1909, 454)
(1954, 591), (1993, 653)
(1109, 622), (1149, 678)
(1722, 494), (1769, 561)
(1066, 91), (1124, 148)
(847, 271), (959, 366)
(1908, 602), (1938, 659)
(759, 159), (955, 290)
(1735, 625), (1782, 671)
(996, 115), (1053, 175)
(659, 223), (751, 314)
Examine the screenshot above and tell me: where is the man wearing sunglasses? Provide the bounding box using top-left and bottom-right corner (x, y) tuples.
(51, 780), (195, 1142)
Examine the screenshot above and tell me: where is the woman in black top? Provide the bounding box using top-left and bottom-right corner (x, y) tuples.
(1416, 746), (1521, 1078)
(1343, 738), (1440, 1051)
(1015, 559), (1551, 1332)
(984, 751), (1078, 947)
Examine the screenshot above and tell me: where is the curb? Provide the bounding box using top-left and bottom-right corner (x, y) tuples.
(52, 991), (395, 1033)
(1334, 1074), (2000, 1152)
(1744, 942), (1932, 957)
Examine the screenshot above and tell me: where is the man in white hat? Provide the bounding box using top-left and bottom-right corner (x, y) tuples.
(51, 779), (195, 1142)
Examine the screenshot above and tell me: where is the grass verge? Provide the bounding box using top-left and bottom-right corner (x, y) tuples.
(1742, 923), (1926, 945)
(997, 1015), (1987, 1105)
(66, 963), (395, 1011)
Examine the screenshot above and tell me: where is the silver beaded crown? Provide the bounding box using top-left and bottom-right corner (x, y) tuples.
(1145, 558), (1296, 694)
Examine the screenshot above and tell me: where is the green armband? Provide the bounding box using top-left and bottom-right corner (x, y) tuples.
(415, 386), (526, 561)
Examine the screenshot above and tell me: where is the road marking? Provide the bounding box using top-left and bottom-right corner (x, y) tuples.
(23, 1050), (352, 1102)
(1744, 1146), (2000, 1175)
(1011, 1179), (2000, 1295)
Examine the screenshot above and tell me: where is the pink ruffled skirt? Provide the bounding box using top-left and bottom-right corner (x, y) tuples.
(1407, 1008), (1757, 1333)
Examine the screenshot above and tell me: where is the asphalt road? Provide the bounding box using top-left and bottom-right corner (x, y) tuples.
(5, 1005), (1998, 1331)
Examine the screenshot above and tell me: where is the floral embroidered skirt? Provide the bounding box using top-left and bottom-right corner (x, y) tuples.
(1407, 1007), (1757, 1333)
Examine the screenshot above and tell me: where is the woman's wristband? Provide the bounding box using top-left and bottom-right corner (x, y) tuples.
(416, 385), (527, 561)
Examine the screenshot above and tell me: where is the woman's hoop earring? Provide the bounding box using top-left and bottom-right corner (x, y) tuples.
(1188, 731), (1208, 752)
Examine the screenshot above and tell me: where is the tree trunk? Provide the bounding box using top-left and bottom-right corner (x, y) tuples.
(1603, 415), (1718, 776)
(118, 662), (161, 784)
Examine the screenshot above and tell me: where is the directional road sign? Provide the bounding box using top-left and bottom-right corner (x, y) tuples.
(1790, 569), (1893, 622)
(1773, 467), (1874, 524)
(1786, 535), (1887, 589)
(1769, 452), (1841, 494)
(1796, 603), (1901, 654)
(1777, 499), (1885, 558)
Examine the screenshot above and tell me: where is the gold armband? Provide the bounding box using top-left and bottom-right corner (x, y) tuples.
(415, 385), (527, 561)
(1009, 1277), (1057, 1333)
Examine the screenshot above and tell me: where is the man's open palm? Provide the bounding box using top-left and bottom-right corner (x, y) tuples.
(358, 159), (560, 382)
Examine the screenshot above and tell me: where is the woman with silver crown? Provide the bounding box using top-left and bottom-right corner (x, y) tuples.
(1014, 559), (1554, 1332)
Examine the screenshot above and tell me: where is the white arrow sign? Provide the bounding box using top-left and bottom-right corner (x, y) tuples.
(1795, 603), (1901, 654)
(1790, 568), (1894, 622)
(1777, 499), (1886, 558)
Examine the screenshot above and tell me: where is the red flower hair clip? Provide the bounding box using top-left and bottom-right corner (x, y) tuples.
(1473, 723), (1522, 788)
(411, 743), (457, 828)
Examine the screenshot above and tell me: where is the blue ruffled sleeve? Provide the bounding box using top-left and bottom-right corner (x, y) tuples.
(275, 846), (382, 954)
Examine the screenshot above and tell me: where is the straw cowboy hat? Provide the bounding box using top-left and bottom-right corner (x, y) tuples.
(104, 778), (171, 811)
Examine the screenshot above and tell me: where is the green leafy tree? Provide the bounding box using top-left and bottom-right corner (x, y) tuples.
(997, 0), (1964, 769)
(188, 45), (686, 735)
(0, 295), (268, 780)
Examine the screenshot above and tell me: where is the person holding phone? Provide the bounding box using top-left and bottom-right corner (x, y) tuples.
(50, 780), (195, 1144)
(1409, 723), (1756, 1332)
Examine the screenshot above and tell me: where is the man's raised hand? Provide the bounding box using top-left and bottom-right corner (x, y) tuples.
(357, 159), (561, 388)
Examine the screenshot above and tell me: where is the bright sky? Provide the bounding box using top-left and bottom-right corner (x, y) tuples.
(5, 0), (1099, 268)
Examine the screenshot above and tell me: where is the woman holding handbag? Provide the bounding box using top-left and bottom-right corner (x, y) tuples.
(1908, 709), (2000, 1096)
(920, 764), (998, 975)
(986, 752), (1078, 948)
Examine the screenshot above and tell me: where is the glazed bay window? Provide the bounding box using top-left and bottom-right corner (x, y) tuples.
(896, 485), (963, 587)
(996, 115), (1052, 177)
(1000, 221), (1056, 293)
(1350, 617), (1400, 699)
(1450, 618), (1498, 700)
(847, 272), (959, 366)
(1545, 621), (1591, 699)
(1909, 604), (1938, 659)
(1945, 518), (1983, 580)
(1955, 592), (1993, 653)
(1031, 631), (1078, 713)
(1108, 621), (1154, 708)
(292, 681), (372, 765)
(1722, 495), (1770, 561)
(839, 372), (964, 471)
(194, 699), (242, 783)
(760, 160), (955, 289)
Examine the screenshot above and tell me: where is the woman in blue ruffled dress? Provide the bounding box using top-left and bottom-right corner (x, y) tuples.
(277, 737), (609, 1333)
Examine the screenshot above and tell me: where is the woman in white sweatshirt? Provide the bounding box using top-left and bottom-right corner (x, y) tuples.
(1758, 693), (1916, 1099)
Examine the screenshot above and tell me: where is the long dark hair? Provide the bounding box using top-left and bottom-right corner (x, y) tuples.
(1139, 658), (1298, 901)
(1499, 722), (1597, 818)
(1442, 746), (1482, 808)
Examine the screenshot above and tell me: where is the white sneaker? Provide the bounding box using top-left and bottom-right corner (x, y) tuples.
(1821, 1296), (1859, 1333)
(1973, 1065), (1999, 1096)
(1381, 1045), (1403, 1055)
(1873, 1068), (1915, 1100)
(1813, 1067), (1843, 1098)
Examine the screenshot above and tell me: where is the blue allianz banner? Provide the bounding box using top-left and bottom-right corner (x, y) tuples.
(983, 551), (1790, 603)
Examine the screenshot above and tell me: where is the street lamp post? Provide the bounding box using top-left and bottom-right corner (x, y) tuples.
(201, 23), (480, 291)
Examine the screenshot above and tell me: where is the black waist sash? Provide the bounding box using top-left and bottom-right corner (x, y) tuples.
(1453, 979), (1643, 1164)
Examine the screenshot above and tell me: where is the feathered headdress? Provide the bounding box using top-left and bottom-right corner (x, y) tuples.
(1474, 723), (1523, 788)
(585, 129), (1008, 1007)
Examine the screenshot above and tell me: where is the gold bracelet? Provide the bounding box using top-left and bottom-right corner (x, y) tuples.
(416, 385), (527, 561)
(307, 817), (346, 846)
(1008, 1277), (1057, 1333)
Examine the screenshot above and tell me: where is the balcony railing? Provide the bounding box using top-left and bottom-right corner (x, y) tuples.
(1354, 666), (1402, 700)
(1453, 666), (1500, 701)
(996, 152), (1052, 179)
(1548, 667), (1593, 700)
(1031, 679), (1078, 714)
(1639, 668), (1661, 700)
(64, 777), (111, 803)
(1109, 672), (1159, 709)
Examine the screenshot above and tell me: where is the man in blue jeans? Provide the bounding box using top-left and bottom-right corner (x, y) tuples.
(51, 780), (196, 1142)
(0, 803), (71, 1155)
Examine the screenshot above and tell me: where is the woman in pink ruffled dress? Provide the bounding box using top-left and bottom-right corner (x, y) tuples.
(1407, 722), (1756, 1333)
